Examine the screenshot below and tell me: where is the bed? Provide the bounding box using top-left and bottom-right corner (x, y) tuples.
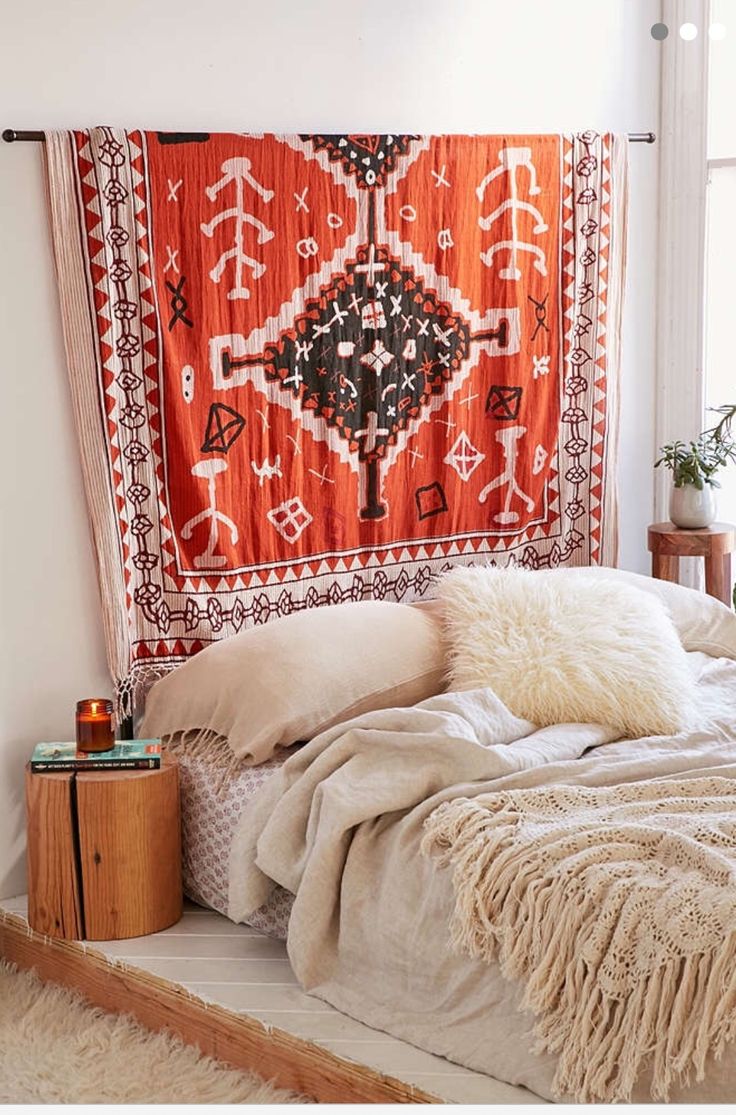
(177, 745), (294, 939)
(151, 568), (736, 1104)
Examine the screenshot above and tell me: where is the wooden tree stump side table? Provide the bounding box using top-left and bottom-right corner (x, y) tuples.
(647, 522), (736, 605)
(25, 755), (182, 941)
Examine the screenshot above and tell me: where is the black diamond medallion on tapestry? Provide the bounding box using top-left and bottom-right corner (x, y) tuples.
(260, 242), (471, 517)
(302, 135), (418, 188)
(260, 242), (471, 519)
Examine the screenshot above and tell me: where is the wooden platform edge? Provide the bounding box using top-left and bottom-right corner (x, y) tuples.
(0, 911), (441, 1104)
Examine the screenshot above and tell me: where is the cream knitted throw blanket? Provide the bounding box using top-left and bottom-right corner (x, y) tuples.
(422, 777), (736, 1103)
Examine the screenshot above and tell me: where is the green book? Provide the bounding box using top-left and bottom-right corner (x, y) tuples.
(30, 740), (162, 772)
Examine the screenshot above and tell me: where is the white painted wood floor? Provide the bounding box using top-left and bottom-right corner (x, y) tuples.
(1, 895), (546, 1105)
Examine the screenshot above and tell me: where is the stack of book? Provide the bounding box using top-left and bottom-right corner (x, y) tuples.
(30, 740), (162, 772)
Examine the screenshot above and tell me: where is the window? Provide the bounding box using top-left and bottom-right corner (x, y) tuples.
(705, 1), (736, 524)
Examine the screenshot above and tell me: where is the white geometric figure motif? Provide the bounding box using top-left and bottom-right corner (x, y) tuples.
(340, 373), (358, 398)
(164, 245), (180, 274)
(294, 186), (309, 212)
(251, 455), (282, 487)
(296, 237), (319, 258)
(327, 212), (344, 229)
(437, 228), (454, 251)
(533, 443), (548, 475)
(284, 366), (303, 391)
(308, 466), (335, 486)
(399, 205), (417, 221)
(209, 333), (250, 388)
(436, 415), (457, 439)
(432, 165), (451, 188)
(312, 301), (348, 338)
(337, 340), (356, 358)
(356, 411), (389, 454)
(402, 338), (417, 360)
(476, 147), (548, 280)
(362, 300), (386, 330)
(533, 354), (551, 378)
(201, 158), (275, 301)
(266, 497), (312, 544)
(354, 243), (386, 286)
(181, 364), (194, 404)
(478, 425), (535, 524)
(360, 339), (394, 375)
(167, 177), (183, 202)
(444, 431), (486, 482)
(181, 459), (239, 568)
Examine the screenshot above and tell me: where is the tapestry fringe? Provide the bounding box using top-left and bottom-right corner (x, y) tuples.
(421, 797), (736, 1104)
(114, 661), (184, 725)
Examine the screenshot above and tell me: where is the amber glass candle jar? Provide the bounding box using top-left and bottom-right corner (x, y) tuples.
(75, 698), (115, 753)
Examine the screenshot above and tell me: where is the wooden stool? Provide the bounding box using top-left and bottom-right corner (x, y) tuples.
(647, 522), (736, 605)
(25, 755), (182, 941)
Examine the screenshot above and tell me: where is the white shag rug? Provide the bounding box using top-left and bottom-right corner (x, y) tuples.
(0, 960), (310, 1104)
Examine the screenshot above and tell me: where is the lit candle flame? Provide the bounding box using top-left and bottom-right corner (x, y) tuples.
(91, 702), (98, 715)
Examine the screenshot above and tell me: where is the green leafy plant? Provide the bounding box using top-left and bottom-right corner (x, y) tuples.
(656, 405), (736, 490)
(707, 402), (736, 444)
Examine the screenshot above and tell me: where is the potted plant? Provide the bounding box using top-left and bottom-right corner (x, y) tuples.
(655, 406), (736, 529)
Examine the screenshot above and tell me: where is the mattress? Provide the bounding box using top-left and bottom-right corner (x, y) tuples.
(177, 746), (296, 939)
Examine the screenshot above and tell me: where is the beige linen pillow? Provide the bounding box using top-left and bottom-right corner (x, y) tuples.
(566, 566), (736, 658)
(140, 601), (445, 765)
(436, 566), (695, 738)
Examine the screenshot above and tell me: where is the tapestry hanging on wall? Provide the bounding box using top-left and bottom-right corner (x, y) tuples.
(45, 129), (628, 710)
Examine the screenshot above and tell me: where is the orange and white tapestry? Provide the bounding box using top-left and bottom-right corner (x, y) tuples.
(45, 129), (628, 709)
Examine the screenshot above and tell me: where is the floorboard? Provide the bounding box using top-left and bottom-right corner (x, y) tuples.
(0, 895), (546, 1105)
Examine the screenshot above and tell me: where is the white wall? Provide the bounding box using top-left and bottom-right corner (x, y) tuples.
(0, 0), (661, 898)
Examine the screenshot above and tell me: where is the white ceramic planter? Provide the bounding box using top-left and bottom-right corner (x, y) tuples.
(669, 483), (717, 529)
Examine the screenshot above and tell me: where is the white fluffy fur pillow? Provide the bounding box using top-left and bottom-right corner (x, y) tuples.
(436, 566), (695, 738)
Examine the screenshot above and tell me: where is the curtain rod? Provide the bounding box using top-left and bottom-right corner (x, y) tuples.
(2, 128), (657, 145)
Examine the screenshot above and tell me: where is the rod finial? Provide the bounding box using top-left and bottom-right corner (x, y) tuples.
(2, 129), (17, 143)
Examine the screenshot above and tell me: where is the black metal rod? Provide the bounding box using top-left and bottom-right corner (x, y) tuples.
(3, 129), (45, 143)
(3, 128), (657, 145)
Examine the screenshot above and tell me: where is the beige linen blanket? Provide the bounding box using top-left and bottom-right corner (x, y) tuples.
(229, 653), (736, 1103)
